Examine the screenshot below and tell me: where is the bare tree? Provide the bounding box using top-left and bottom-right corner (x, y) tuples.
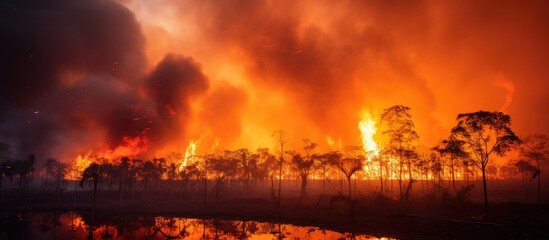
(450, 111), (520, 216)
(520, 134), (548, 205)
(272, 130), (288, 208)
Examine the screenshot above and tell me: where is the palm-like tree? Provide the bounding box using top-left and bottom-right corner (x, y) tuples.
(80, 163), (102, 222)
(329, 152), (363, 198)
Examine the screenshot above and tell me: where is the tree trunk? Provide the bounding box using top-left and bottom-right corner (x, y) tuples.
(380, 166), (384, 197)
(347, 176), (352, 198)
(322, 175), (326, 195)
(339, 171), (343, 192)
(407, 158), (413, 199)
(277, 160), (282, 208)
(399, 156), (403, 201)
(481, 165), (489, 217)
(398, 178), (403, 201)
(537, 160), (541, 205)
(451, 157), (456, 192)
(300, 174), (307, 201)
(92, 181), (97, 223)
(203, 176), (207, 208)
(270, 175), (274, 197)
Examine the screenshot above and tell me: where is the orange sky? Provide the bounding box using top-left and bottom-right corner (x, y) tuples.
(1, 0), (547, 162)
(118, 0), (549, 154)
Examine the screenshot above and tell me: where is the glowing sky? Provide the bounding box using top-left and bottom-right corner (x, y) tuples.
(1, 0), (548, 161)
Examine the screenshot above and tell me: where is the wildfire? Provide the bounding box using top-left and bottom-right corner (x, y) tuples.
(358, 110), (380, 161)
(66, 152), (93, 180)
(96, 136), (149, 160)
(66, 136), (149, 179)
(178, 139), (199, 171)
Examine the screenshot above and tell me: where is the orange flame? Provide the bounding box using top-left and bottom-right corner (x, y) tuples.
(178, 139), (199, 171)
(66, 136), (148, 179)
(96, 136), (149, 161)
(66, 152), (93, 180)
(358, 110), (379, 161)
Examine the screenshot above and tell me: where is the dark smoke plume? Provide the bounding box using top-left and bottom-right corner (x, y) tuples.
(0, 0), (211, 161)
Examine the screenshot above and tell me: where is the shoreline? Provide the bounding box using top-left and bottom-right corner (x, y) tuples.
(2, 194), (548, 239)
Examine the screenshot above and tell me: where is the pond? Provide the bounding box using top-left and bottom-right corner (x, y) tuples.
(0, 212), (395, 239)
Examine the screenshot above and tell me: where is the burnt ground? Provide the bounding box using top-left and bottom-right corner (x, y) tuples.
(1, 192), (548, 240)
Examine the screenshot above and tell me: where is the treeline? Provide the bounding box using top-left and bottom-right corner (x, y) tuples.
(0, 106), (547, 215)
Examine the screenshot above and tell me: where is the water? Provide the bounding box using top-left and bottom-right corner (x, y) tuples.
(0, 212), (395, 240)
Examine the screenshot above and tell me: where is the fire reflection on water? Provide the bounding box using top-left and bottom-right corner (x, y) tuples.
(0, 212), (396, 240)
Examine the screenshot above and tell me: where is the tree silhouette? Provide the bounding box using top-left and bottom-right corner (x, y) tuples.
(289, 152), (314, 201)
(42, 158), (67, 197)
(118, 157), (131, 200)
(79, 162), (102, 223)
(256, 148), (277, 199)
(100, 161), (116, 195)
(233, 148), (254, 197)
(381, 105), (419, 201)
(207, 153), (239, 200)
(514, 160), (538, 201)
(179, 163), (202, 198)
(140, 159), (163, 199)
(12, 154), (36, 202)
(329, 151), (363, 198)
(429, 151), (444, 194)
(373, 148), (390, 197)
(288, 139), (317, 201)
(272, 130), (288, 208)
(520, 134), (548, 205)
(434, 137), (469, 192)
(450, 111), (520, 216)
(314, 153), (334, 195)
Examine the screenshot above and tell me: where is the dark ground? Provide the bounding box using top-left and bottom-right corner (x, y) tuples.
(1, 191), (548, 240)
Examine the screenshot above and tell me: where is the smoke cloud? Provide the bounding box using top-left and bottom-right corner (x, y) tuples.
(127, 0), (548, 147)
(1, 0), (548, 163)
(0, 0), (211, 161)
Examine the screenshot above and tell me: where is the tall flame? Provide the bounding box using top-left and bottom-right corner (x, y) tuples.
(178, 139), (199, 171)
(66, 152), (92, 180)
(358, 110), (379, 161)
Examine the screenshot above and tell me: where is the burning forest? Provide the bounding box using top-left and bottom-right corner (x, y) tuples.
(1, 0), (549, 239)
